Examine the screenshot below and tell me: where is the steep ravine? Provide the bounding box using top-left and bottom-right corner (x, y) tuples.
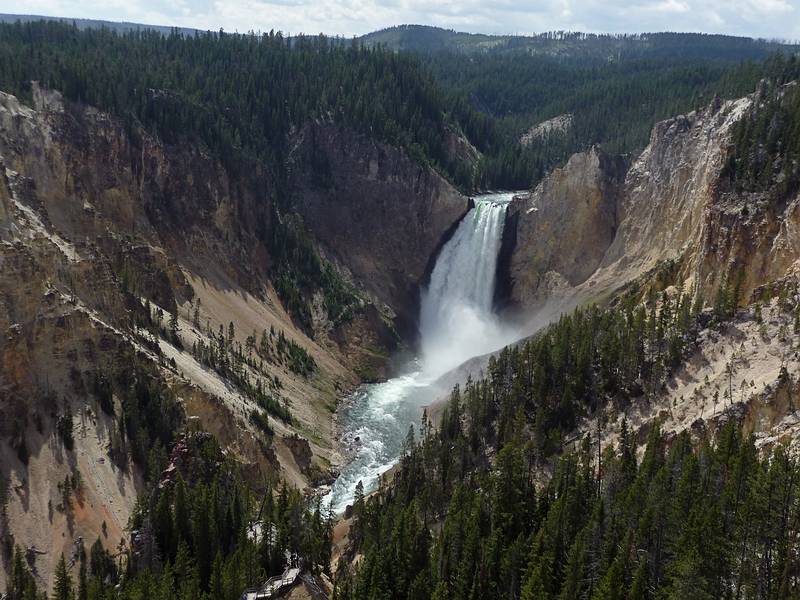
(500, 90), (800, 316)
(324, 193), (516, 513)
(6, 76), (800, 595)
(0, 87), (471, 589)
(494, 83), (800, 469)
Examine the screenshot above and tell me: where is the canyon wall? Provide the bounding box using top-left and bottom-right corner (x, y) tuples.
(0, 88), (469, 588)
(503, 90), (800, 313)
(289, 121), (471, 335)
(502, 146), (625, 308)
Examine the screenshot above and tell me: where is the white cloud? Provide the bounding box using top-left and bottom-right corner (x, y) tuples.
(2, 0), (799, 40)
(639, 0), (691, 15)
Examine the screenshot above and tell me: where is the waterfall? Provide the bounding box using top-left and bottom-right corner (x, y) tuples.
(324, 192), (515, 513)
(419, 198), (510, 377)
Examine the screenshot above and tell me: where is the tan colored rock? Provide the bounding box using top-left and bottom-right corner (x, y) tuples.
(519, 113), (573, 146)
(504, 89), (800, 313)
(599, 95), (752, 285)
(0, 89), (469, 589)
(503, 146), (625, 308)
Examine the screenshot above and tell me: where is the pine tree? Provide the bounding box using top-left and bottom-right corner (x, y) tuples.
(345, 480), (366, 551)
(628, 560), (648, 600)
(154, 487), (175, 561)
(52, 554), (73, 600)
(593, 554), (625, 600)
(559, 531), (588, 600)
(10, 545), (39, 600)
(520, 544), (555, 600)
(193, 488), (212, 589)
(169, 311), (179, 340)
(209, 551), (224, 600)
(174, 474), (190, 548)
(76, 560), (87, 600)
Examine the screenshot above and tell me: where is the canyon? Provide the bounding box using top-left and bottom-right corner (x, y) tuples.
(499, 85), (800, 466)
(503, 88), (800, 313)
(0, 84), (469, 589)
(2, 73), (800, 595)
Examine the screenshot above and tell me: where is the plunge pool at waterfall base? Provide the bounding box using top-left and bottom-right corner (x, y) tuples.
(322, 192), (519, 514)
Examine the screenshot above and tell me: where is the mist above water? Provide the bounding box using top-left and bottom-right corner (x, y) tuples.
(323, 192), (517, 513)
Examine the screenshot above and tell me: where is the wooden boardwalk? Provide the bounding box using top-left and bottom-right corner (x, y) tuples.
(240, 566), (301, 600)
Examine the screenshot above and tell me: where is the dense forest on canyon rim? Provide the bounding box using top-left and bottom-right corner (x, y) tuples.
(1, 22), (798, 191)
(3, 19), (800, 600)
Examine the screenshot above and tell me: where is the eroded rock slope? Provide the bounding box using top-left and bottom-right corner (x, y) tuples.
(504, 89), (800, 314)
(0, 87), (469, 588)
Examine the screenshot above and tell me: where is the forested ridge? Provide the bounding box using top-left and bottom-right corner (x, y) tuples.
(0, 20), (490, 190)
(426, 53), (800, 189)
(333, 286), (800, 599)
(361, 27), (799, 61)
(360, 25), (800, 188)
(1, 20), (798, 192)
(337, 420), (800, 600)
(724, 70), (800, 203)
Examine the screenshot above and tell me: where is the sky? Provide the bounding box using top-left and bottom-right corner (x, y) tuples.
(3, 0), (799, 41)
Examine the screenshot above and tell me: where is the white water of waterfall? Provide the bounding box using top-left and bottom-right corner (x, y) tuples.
(323, 192), (517, 514)
(420, 198), (511, 377)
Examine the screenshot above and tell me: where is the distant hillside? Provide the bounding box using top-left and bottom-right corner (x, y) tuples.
(0, 16), (796, 192)
(358, 25), (800, 190)
(360, 24), (800, 61)
(0, 13), (199, 36)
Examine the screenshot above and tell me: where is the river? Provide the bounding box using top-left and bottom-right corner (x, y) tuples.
(323, 192), (517, 513)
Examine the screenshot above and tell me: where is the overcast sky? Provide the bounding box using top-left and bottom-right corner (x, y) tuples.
(3, 0), (799, 41)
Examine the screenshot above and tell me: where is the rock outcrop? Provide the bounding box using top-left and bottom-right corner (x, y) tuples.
(519, 113), (573, 146)
(501, 146), (625, 308)
(597, 95), (754, 293)
(289, 121), (471, 335)
(502, 89), (800, 313)
(0, 89), (470, 589)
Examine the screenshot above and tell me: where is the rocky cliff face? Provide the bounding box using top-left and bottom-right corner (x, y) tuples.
(502, 89), (800, 313)
(501, 146), (625, 308)
(288, 121), (471, 336)
(0, 89), (469, 588)
(497, 86), (800, 493)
